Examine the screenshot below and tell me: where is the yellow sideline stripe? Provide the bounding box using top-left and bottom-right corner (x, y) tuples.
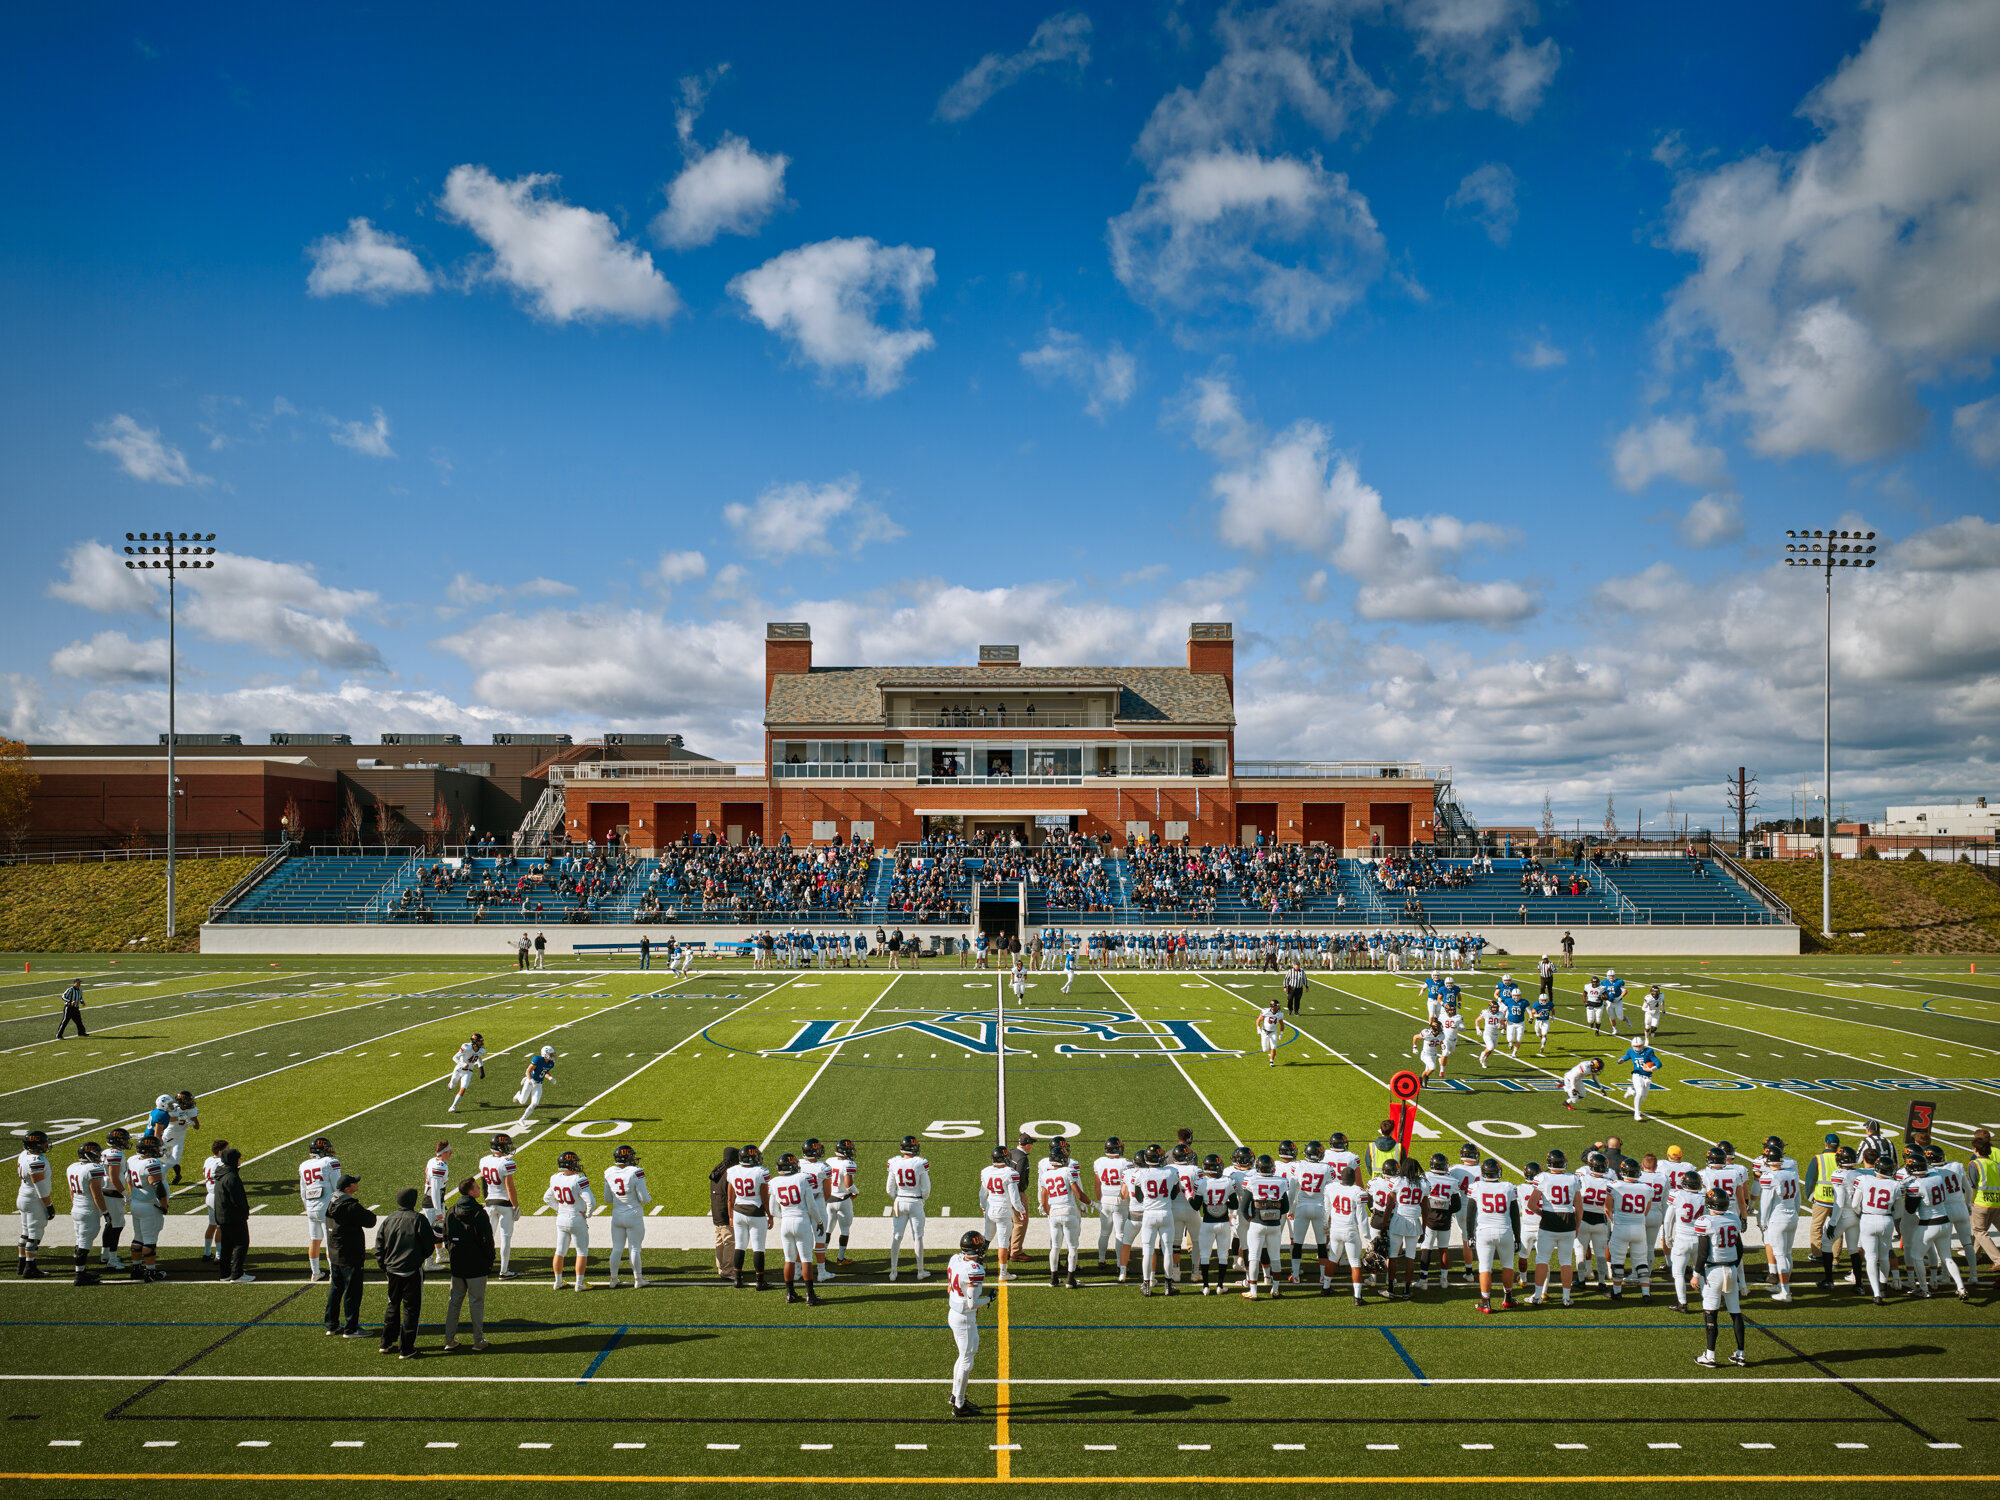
(995, 1276), (1011, 1480)
(4, 1474), (1991, 1488)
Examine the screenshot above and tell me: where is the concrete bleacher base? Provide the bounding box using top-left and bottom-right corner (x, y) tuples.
(200, 922), (1800, 957)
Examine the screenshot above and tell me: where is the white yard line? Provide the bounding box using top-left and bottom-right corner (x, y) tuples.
(0, 970), (286, 1022)
(1097, 974), (1242, 1145)
(1700, 977), (2000, 1047)
(761, 973), (897, 1150)
(0, 975), (308, 1054)
(0, 1371), (1990, 1386)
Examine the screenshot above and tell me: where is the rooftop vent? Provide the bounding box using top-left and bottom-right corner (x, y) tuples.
(380, 733), (463, 746)
(158, 733), (242, 746)
(605, 732), (684, 747)
(1189, 622), (1233, 641)
(767, 622), (811, 641)
(491, 733), (572, 747)
(269, 732), (352, 746)
(978, 644), (1021, 666)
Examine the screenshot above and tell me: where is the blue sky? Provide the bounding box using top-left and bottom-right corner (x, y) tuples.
(4, 0), (1996, 830)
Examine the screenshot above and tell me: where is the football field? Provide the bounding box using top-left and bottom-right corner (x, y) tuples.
(1, 949), (1996, 1498)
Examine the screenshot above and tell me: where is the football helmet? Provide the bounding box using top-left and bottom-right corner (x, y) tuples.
(1717, 1138), (1736, 1157)
(557, 1150), (581, 1173)
(489, 1133), (514, 1154)
(899, 1135), (920, 1155)
(155, 1094), (172, 1110)
(1618, 1158), (1641, 1180)
(22, 1129), (49, 1154)
(106, 1127), (130, 1150)
(1170, 1143), (1195, 1165)
(1201, 1153), (1223, 1177)
(78, 1141), (101, 1162)
(1048, 1137), (1071, 1163)
(1303, 1141), (1324, 1162)
(1104, 1136), (1124, 1155)
(612, 1144), (638, 1166)
(834, 1139), (856, 1160)
(1705, 1186), (1733, 1213)
(136, 1135), (161, 1158)
(469, 1034), (483, 1047)
(991, 1146), (1011, 1165)
(175, 1090), (195, 1108)
(1545, 1148), (1567, 1171)
(1606, 968), (1617, 979)
(540, 1045), (555, 1060)
(1429, 1152), (1449, 1172)
(311, 1137), (335, 1158)
(1459, 1142), (1479, 1162)
(1254, 1154), (1275, 1175)
(1231, 1145), (1254, 1169)
(1585, 1151), (1608, 1173)
(1276, 1140), (1297, 1162)
(775, 1152), (800, 1175)
(960, 1230), (989, 1256)
(1834, 1145), (1857, 1167)
(1763, 1135), (1785, 1161)
(802, 1138), (825, 1161)
(1480, 1157), (1502, 1180)
(1522, 1162), (1541, 1182)
(1329, 1131), (1349, 1150)
(1706, 1144), (1728, 1166)
(741, 1143), (763, 1166)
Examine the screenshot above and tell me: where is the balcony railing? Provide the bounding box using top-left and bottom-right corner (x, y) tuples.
(1234, 761), (1448, 781)
(550, 761), (762, 785)
(886, 709), (1108, 729)
(773, 762), (919, 780)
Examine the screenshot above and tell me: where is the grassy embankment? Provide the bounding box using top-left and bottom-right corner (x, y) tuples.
(1754, 854), (2000, 953)
(0, 855), (262, 953)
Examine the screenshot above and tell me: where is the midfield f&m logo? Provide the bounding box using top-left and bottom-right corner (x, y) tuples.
(766, 1004), (1235, 1057)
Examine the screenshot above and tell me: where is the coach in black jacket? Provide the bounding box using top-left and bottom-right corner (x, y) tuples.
(211, 1149), (252, 1282)
(442, 1181), (494, 1352)
(374, 1188), (437, 1358)
(323, 1174), (376, 1337)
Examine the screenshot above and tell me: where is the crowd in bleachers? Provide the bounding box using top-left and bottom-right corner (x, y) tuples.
(884, 846), (971, 922)
(989, 830), (1119, 912)
(1121, 841), (1347, 916)
(642, 839), (875, 921)
(1372, 849), (1474, 893)
(392, 848), (637, 923)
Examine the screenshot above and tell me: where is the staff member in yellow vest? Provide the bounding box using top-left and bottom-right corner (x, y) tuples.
(1366, 1121), (1401, 1182)
(1801, 1132), (1842, 1290)
(1970, 1130), (2000, 1286)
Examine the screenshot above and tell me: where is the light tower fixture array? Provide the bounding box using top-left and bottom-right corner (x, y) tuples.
(122, 532), (218, 570)
(1783, 528), (1877, 568)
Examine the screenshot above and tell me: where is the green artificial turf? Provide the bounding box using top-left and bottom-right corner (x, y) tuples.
(1, 952), (1996, 1499)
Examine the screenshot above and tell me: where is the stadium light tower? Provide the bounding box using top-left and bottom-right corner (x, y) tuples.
(1784, 526), (1875, 941)
(124, 532), (218, 942)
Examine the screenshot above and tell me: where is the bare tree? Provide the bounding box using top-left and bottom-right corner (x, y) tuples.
(1602, 794), (1619, 842)
(338, 787), (363, 847)
(281, 793), (304, 845)
(1538, 792), (1556, 842)
(427, 795), (448, 855)
(376, 796), (401, 851)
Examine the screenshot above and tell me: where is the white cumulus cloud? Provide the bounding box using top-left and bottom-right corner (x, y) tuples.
(305, 217), (433, 301)
(654, 69), (789, 250)
(88, 415), (207, 486)
(1660, 0), (2000, 461)
(937, 12), (1093, 122)
(1611, 415), (1730, 492)
(441, 165), (680, 325)
(1020, 329), (1137, 419)
(1404, 0), (1562, 120)
(328, 406), (395, 458)
(1446, 162), (1519, 246)
(50, 630), (170, 685)
(1678, 492), (1745, 548)
(728, 238), (937, 395)
(722, 477), (904, 559)
(1952, 396), (2000, 465)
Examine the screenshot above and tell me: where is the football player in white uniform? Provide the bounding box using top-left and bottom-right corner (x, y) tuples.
(1753, 1137), (1800, 1301)
(1529, 1148), (1579, 1307)
(1125, 1144), (1182, 1296)
(1608, 1160), (1654, 1300)
(1474, 997), (1502, 1070)
(66, 1142), (107, 1286)
(1286, 1142), (1333, 1287)
(1561, 1057), (1601, 1111)
(478, 1133), (522, 1278)
(1237, 1153), (1294, 1299)
(1852, 1151), (1902, 1303)
(1467, 1158), (1520, 1313)
(298, 1136), (340, 1282)
(886, 1136), (932, 1281)
(1191, 1154), (1237, 1294)
(1038, 1137), (1090, 1287)
(447, 1033), (485, 1112)
(603, 1143), (652, 1289)
(798, 1139), (835, 1282)
(1664, 1162), (1708, 1313)
(945, 1230), (990, 1418)
(163, 1091), (197, 1182)
(1324, 1164), (1370, 1304)
(1907, 1147), (1970, 1301)
(15, 1129), (52, 1280)
(823, 1139), (859, 1271)
(1257, 1002), (1285, 1067)
(97, 1127), (130, 1270)
(1690, 1187), (1748, 1367)
(1574, 1151), (1614, 1292)
(200, 1138), (227, 1263)
(1582, 976), (1605, 1035)
(422, 1140), (454, 1268)
(1010, 953), (1029, 1002)
(1448, 1143), (1482, 1284)
(726, 1143), (774, 1290)
(980, 1147), (1026, 1283)
(128, 1135), (169, 1282)
(1641, 985), (1666, 1043)
(769, 1152), (825, 1306)
(1413, 1020), (1444, 1082)
(1093, 1138), (1134, 1280)
(1417, 1153), (1461, 1291)
(544, 1149), (596, 1290)
(1169, 1140), (1203, 1283)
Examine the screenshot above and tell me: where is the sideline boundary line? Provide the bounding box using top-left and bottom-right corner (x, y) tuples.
(4, 1472), (1994, 1488)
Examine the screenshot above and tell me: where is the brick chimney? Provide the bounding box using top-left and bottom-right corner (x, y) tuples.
(1187, 621), (1233, 700)
(766, 622), (812, 703)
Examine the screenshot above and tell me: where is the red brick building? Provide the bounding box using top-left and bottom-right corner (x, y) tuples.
(559, 622), (1444, 854)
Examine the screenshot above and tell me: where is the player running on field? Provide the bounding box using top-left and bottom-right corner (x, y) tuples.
(447, 1033), (485, 1112)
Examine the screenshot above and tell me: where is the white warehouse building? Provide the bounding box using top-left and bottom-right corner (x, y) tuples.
(1880, 798), (1998, 838)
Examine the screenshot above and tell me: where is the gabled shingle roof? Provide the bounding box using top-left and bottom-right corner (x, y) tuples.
(765, 667), (1234, 727)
